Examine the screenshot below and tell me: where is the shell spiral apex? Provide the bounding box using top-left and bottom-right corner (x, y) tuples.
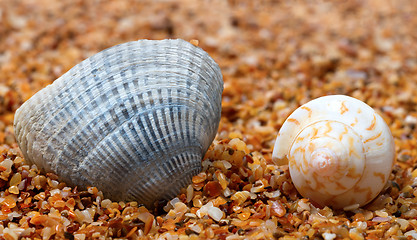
(272, 95), (395, 209)
(14, 39), (223, 208)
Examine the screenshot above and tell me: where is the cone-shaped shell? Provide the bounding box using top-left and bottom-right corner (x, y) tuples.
(272, 95), (395, 209)
(14, 39), (223, 207)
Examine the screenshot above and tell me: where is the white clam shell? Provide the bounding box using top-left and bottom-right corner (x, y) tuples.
(14, 39), (223, 207)
(272, 95), (395, 209)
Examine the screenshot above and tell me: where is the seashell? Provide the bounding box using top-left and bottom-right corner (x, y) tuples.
(272, 95), (395, 209)
(14, 39), (223, 207)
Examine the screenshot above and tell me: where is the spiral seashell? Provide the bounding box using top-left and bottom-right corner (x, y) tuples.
(272, 95), (395, 209)
(14, 39), (223, 207)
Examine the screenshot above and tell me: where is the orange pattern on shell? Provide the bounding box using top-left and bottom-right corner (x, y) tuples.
(350, 117), (358, 127)
(340, 101), (348, 114)
(300, 106), (312, 118)
(373, 172), (386, 183)
(287, 118), (300, 125)
(364, 132), (382, 143)
(366, 115), (377, 131)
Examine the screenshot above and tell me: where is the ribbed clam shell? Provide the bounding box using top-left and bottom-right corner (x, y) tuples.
(14, 39), (223, 207)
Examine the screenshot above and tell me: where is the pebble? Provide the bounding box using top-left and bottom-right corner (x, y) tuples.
(322, 232), (337, 240)
(207, 206), (224, 222)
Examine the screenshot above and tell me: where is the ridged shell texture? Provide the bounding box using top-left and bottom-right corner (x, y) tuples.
(14, 39), (223, 207)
